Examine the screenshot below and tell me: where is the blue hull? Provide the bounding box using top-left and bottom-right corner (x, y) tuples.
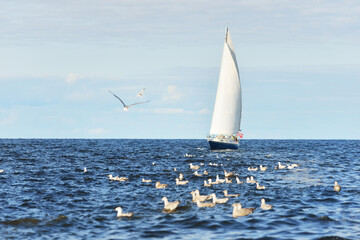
(208, 140), (239, 150)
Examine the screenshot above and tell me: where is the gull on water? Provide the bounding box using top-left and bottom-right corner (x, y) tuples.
(256, 182), (266, 190)
(178, 173), (184, 181)
(246, 176), (257, 184)
(114, 207), (134, 218)
(137, 88), (145, 97)
(216, 175), (225, 184)
(287, 163), (299, 169)
(190, 189), (211, 202)
(176, 178), (189, 185)
(142, 178), (152, 183)
(189, 163), (200, 170)
(161, 197), (180, 212)
(224, 170), (236, 178)
(232, 203), (255, 217)
(108, 175), (128, 181)
(225, 178), (232, 183)
(196, 200), (216, 208)
(260, 165), (267, 172)
(193, 171), (202, 177)
(108, 174), (128, 181)
(334, 181), (341, 192)
(203, 180), (211, 187)
(223, 190), (240, 197)
(109, 90), (150, 111)
(248, 167), (258, 171)
(236, 177), (244, 184)
(208, 179), (218, 185)
(83, 167), (87, 173)
(260, 198), (273, 210)
(190, 191), (200, 202)
(203, 170), (209, 175)
(210, 193), (229, 204)
(277, 162), (286, 170)
(0, 170), (4, 173)
(155, 182), (168, 189)
(287, 164), (295, 169)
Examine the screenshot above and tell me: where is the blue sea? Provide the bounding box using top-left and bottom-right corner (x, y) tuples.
(0, 139), (359, 239)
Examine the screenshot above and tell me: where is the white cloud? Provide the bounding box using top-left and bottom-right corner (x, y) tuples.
(139, 107), (209, 115)
(198, 108), (211, 114)
(66, 73), (82, 84)
(88, 128), (105, 134)
(65, 91), (93, 102)
(154, 108), (188, 114)
(162, 85), (182, 102)
(0, 110), (18, 125)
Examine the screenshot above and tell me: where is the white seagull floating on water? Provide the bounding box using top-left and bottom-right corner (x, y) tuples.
(260, 198), (273, 210)
(109, 90), (150, 111)
(114, 207), (134, 218)
(260, 165), (267, 172)
(246, 176), (257, 184)
(189, 163), (200, 170)
(190, 190), (212, 202)
(223, 190), (240, 197)
(224, 170), (236, 178)
(256, 182), (266, 190)
(196, 200), (216, 208)
(155, 182), (168, 189)
(248, 166), (258, 171)
(232, 203), (255, 217)
(277, 162), (286, 170)
(210, 193), (229, 204)
(161, 197), (180, 212)
(176, 178), (189, 185)
(236, 176), (244, 184)
(334, 181), (341, 192)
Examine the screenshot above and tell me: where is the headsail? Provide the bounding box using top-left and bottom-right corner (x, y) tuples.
(209, 28), (242, 136)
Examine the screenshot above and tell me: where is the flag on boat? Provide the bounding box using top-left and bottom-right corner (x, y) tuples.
(237, 131), (244, 138)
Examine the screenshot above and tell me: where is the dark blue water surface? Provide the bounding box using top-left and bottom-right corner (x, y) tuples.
(0, 139), (359, 239)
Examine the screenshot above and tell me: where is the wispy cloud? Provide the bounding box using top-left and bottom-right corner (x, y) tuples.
(138, 107), (209, 115)
(0, 109), (18, 125)
(2, 0), (359, 45)
(65, 91), (93, 102)
(88, 128), (105, 134)
(198, 108), (211, 115)
(162, 85), (182, 102)
(66, 73), (82, 84)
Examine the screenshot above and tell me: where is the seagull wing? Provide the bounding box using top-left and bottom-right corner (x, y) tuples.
(127, 100), (151, 108)
(109, 90), (126, 107)
(137, 88), (145, 97)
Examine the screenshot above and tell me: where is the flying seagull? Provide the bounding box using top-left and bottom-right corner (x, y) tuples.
(109, 90), (150, 111)
(137, 88), (145, 97)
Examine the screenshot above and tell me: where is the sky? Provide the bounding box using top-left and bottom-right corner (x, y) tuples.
(0, 0), (359, 139)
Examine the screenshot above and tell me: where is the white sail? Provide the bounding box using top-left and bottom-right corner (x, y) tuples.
(209, 28), (242, 135)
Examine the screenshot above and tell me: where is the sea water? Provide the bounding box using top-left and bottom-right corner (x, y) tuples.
(0, 139), (359, 239)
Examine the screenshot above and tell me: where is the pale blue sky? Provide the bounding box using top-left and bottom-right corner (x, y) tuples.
(1, 0), (359, 139)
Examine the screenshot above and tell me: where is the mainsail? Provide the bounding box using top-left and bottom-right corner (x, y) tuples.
(209, 28), (242, 136)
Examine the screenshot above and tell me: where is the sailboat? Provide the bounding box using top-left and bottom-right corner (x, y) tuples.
(208, 28), (242, 150)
